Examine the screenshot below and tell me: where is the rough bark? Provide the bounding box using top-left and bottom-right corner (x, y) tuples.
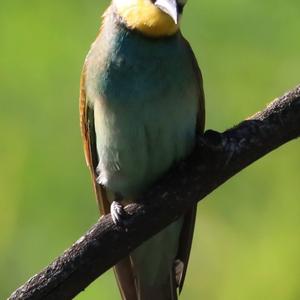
(8, 85), (300, 300)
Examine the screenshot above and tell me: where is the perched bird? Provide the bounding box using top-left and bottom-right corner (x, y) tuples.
(80, 0), (205, 299)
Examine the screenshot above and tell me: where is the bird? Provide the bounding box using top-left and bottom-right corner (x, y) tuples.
(80, 0), (205, 299)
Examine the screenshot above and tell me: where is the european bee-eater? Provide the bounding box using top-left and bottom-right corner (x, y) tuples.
(80, 0), (205, 299)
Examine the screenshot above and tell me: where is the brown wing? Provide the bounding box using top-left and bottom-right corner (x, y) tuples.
(176, 36), (205, 293)
(80, 63), (137, 300)
(80, 63), (110, 214)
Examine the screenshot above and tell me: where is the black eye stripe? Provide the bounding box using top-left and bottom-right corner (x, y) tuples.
(177, 3), (184, 14)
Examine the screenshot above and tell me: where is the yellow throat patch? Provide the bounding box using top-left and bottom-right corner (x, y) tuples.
(114, 0), (179, 37)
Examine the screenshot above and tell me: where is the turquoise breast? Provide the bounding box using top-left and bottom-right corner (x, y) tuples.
(85, 20), (199, 197)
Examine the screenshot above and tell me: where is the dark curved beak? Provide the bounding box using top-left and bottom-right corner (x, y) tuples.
(154, 0), (178, 24)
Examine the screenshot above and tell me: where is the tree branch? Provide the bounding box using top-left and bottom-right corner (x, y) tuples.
(8, 85), (300, 300)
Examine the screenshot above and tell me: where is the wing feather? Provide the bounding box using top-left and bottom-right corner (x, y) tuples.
(80, 64), (110, 214)
(176, 36), (205, 293)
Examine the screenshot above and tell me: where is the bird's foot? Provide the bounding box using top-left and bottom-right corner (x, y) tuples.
(198, 129), (225, 152)
(110, 201), (129, 227)
(198, 129), (235, 167)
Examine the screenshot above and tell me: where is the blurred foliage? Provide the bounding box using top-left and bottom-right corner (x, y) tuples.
(0, 0), (299, 299)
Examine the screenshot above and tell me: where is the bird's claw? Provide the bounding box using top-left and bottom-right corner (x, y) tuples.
(198, 129), (236, 167)
(111, 201), (129, 227)
(198, 129), (225, 152)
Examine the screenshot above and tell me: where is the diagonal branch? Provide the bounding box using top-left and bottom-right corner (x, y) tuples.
(8, 85), (300, 300)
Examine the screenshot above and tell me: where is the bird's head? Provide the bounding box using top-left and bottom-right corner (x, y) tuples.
(113, 0), (188, 37)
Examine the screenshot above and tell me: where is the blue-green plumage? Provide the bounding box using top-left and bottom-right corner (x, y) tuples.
(80, 1), (204, 299)
(86, 14), (199, 196)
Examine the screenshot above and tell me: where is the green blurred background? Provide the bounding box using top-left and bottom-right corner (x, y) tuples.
(1, 0), (299, 299)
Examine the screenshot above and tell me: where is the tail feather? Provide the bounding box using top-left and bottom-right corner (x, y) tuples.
(129, 220), (183, 300)
(135, 271), (178, 300)
(114, 257), (137, 300)
(113, 202), (196, 300)
(114, 258), (178, 300)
